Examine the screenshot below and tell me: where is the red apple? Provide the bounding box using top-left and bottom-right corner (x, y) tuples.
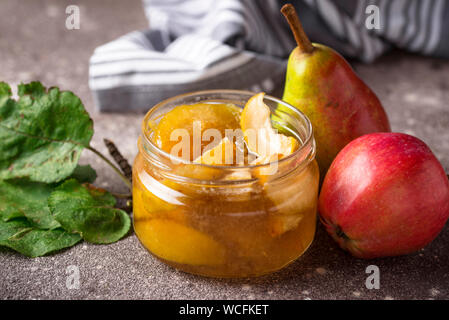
(319, 132), (449, 259)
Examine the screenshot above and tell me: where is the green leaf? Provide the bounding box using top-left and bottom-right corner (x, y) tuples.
(0, 218), (81, 258)
(48, 179), (131, 244)
(17, 81), (46, 97)
(0, 82), (12, 96)
(0, 179), (60, 229)
(70, 164), (97, 183)
(0, 82), (94, 183)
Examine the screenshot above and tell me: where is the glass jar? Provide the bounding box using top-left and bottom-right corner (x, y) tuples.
(133, 90), (319, 278)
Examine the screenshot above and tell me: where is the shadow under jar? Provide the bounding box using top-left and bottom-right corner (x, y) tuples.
(133, 90), (319, 278)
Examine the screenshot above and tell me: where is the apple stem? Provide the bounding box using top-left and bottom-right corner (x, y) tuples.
(281, 4), (314, 54)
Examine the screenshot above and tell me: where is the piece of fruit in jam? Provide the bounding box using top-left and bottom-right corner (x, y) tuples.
(153, 102), (241, 161)
(241, 92), (298, 161)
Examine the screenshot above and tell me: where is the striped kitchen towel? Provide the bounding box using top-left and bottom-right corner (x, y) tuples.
(89, 0), (449, 112)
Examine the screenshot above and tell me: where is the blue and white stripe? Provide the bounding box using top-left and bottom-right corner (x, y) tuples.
(89, 0), (448, 112)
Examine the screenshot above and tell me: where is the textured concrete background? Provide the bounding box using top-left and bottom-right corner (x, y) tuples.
(1, 0), (449, 300)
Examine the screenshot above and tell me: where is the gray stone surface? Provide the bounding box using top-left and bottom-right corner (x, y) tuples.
(1, 0), (449, 300)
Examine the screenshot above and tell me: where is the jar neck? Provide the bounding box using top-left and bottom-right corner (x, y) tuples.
(138, 90), (316, 185)
(138, 134), (316, 185)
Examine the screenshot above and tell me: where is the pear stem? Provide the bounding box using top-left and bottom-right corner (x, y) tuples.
(281, 4), (314, 54)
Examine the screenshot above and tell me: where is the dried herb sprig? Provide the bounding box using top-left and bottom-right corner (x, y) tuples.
(103, 138), (133, 183)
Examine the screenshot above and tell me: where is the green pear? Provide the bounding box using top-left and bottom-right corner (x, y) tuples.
(280, 4), (391, 174)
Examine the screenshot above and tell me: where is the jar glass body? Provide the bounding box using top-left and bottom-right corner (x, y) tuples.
(133, 90), (319, 278)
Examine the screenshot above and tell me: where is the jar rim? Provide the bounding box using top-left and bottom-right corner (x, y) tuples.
(140, 89), (315, 173)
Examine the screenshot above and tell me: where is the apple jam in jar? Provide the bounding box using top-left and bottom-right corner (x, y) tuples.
(133, 90), (319, 278)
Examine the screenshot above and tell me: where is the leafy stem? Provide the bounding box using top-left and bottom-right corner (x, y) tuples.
(87, 146), (132, 191)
